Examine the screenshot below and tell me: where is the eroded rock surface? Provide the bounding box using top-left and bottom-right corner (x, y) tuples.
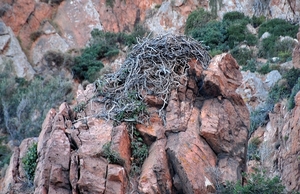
(1, 53), (249, 194)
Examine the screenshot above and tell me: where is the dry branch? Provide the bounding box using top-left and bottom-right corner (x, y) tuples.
(95, 34), (211, 124)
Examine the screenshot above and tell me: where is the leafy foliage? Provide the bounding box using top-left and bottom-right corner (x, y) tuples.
(22, 143), (38, 184)
(102, 142), (122, 164)
(72, 25), (149, 82)
(0, 60), (73, 144)
(189, 21), (228, 52)
(222, 170), (285, 194)
(185, 8), (216, 35)
(288, 77), (300, 110)
(249, 68), (300, 135)
(129, 128), (148, 175)
(0, 138), (12, 169)
(258, 18), (298, 38)
(230, 47), (253, 67)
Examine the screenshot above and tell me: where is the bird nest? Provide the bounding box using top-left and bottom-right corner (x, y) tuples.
(95, 34), (211, 124)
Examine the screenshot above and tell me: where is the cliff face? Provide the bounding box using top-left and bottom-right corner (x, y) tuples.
(0, 53), (249, 194)
(1, 0), (299, 78)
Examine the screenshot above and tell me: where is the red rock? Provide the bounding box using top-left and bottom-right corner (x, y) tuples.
(110, 124), (132, 172)
(77, 157), (107, 193)
(1, 0), (35, 34)
(203, 53), (243, 102)
(138, 139), (172, 194)
(166, 107), (217, 194)
(105, 164), (128, 194)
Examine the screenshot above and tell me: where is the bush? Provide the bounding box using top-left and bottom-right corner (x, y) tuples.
(130, 128), (148, 175)
(0, 139), (12, 169)
(257, 62), (280, 75)
(258, 18), (299, 38)
(223, 11), (248, 22)
(222, 170), (285, 194)
(185, 8), (215, 35)
(288, 78), (300, 110)
(72, 25), (149, 82)
(251, 15), (266, 28)
(0, 60), (73, 143)
(189, 21), (228, 51)
(102, 142), (123, 164)
(242, 59), (257, 73)
(230, 47), (253, 66)
(22, 143), (38, 184)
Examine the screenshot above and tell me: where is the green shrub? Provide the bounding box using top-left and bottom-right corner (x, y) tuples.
(222, 170), (285, 194)
(185, 8), (215, 35)
(251, 15), (266, 28)
(257, 62), (280, 75)
(0, 60), (73, 143)
(258, 18), (299, 38)
(129, 128), (148, 175)
(22, 143), (38, 184)
(247, 137), (261, 161)
(102, 142), (122, 164)
(0, 140), (12, 169)
(223, 11), (248, 22)
(230, 47), (253, 66)
(288, 78), (300, 110)
(242, 59), (257, 73)
(189, 21), (228, 51)
(258, 35), (277, 58)
(73, 25), (149, 82)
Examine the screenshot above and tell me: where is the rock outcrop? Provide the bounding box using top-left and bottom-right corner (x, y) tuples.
(248, 92), (300, 192)
(293, 30), (300, 69)
(0, 53), (249, 194)
(0, 21), (35, 79)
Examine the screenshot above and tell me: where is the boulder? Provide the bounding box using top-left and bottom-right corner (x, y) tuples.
(0, 21), (35, 79)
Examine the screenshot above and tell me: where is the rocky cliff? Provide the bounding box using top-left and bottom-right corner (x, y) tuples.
(0, 35), (250, 193)
(1, 0), (300, 193)
(1, 0), (300, 79)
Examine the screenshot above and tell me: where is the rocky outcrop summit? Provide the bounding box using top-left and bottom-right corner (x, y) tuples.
(1, 0), (300, 77)
(0, 46), (249, 193)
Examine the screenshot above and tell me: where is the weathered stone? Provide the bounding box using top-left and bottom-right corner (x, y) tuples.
(138, 139), (172, 194)
(31, 33), (70, 66)
(203, 53), (243, 102)
(105, 164), (127, 194)
(136, 109), (165, 144)
(0, 34), (10, 51)
(293, 32), (300, 69)
(0, 21), (9, 35)
(53, 0), (103, 48)
(165, 90), (193, 133)
(1, 0), (35, 34)
(110, 124), (131, 172)
(166, 107), (217, 194)
(77, 157), (107, 193)
(236, 71), (269, 111)
(34, 107), (71, 194)
(4, 27), (35, 79)
(264, 70), (282, 89)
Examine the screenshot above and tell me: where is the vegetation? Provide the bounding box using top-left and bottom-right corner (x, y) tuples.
(22, 143), (38, 184)
(129, 126), (148, 175)
(222, 170), (285, 194)
(102, 142), (123, 164)
(249, 68), (300, 135)
(0, 60), (73, 144)
(72, 25), (149, 82)
(247, 137), (261, 161)
(185, 9), (298, 61)
(0, 137), (12, 169)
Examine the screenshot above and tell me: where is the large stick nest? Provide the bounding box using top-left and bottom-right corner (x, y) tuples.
(95, 34), (211, 123)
